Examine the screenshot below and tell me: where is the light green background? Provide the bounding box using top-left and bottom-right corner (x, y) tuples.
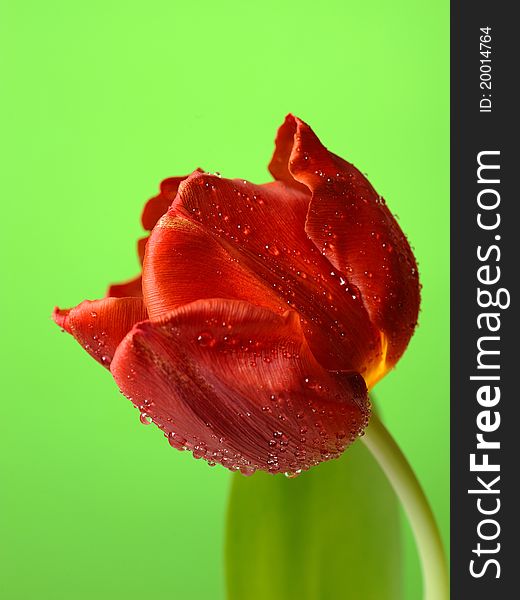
(0, 1), (448, 598)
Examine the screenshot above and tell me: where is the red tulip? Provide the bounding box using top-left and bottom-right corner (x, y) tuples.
(53, 115), (419, 475)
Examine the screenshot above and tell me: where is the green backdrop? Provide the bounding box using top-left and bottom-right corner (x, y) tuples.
(0, 1), (448, 598)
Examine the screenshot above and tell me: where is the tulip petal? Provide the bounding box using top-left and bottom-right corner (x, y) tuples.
(52, 297), (148, 367)
(107, 275), (143, 298)
(111, 299), (369, 474)
(269, 115), (420, 375)
(143, 172), (382, 376)
(143, 213), (283, 318)
(141, 170), (203, 231)
(137, 236), (148, 264)
(268, 114), (310, 194)
(53, 307), (71, 332)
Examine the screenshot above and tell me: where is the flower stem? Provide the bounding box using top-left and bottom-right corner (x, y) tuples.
(361, 412), (449, 600)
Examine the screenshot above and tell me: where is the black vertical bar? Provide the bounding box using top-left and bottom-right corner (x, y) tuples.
(451, 2), (517, 597)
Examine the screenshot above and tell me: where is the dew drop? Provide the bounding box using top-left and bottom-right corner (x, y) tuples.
(197, 331), (216, 347)
(239, 466), (256, 476)
(140, 412), (152, 425)
(284, 469), (302, 479)
(168, 432), (186, 450)
(265, 244), (280, 257)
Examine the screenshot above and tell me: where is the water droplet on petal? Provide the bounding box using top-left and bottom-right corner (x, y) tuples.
(167, 432), (186, 450)
(285, 469), (302, 479)
(197, 331), (216, 347)
(239, 466), (256, 476)
(140, 412), (152, 425)
(265, 244), (280, 257)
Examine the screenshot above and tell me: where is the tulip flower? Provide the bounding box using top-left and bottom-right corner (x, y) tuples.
(53, 115), (419, 476)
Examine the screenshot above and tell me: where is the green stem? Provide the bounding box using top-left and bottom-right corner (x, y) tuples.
(362, 412), (449, 600)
